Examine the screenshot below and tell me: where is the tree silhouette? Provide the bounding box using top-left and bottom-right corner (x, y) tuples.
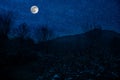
(11, 23), (34, 53)
(41, 25), (49, 41)
(0, 11), (14, 55)
(14, 23), (29, 39)
(35, 25), (54, 41)
(0, 11), (13, 50)
(11, 23), (30, 44)
(0, 11), (13, 39)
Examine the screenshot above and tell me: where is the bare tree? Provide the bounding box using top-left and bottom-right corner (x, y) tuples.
(41, 25), (49, 41)
(0, 11), (13, 39)
(34, 26), (42, 41)
(35, 25), (54, 41)
(12, 23), (34, 48)
(17, 23), (29, 39)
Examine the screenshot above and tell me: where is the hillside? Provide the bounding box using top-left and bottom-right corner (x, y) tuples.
(38, 29), (120, 55)
(0, 29), (120, 80)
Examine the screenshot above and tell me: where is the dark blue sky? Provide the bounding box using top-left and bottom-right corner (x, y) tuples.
(0, 0), (120, 37)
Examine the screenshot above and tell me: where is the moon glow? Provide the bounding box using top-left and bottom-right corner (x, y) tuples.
(31, 6), (39, 14)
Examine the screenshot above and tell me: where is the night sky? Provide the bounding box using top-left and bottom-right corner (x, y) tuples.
(0, 0), (120, 37)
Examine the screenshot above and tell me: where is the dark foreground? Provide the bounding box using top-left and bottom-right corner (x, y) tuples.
(0, 29), (120, 80)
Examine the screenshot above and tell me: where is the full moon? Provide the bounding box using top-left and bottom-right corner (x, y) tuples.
(31, 6), (39, 14)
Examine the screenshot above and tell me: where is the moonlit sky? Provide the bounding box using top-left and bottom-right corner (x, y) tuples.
(0, 0), (120, 37)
